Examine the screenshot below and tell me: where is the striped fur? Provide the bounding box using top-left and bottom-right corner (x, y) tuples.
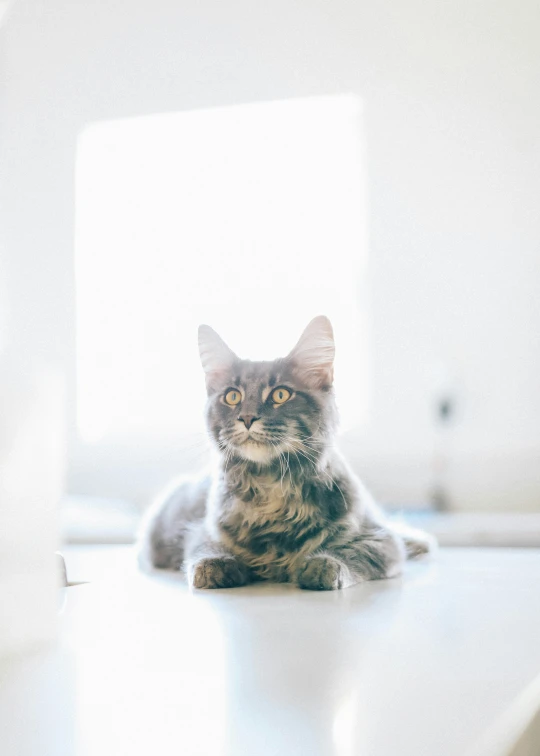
(138, 317), (435, 590)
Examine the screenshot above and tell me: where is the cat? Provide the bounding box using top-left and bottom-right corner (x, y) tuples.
(138, 316), (435, 590)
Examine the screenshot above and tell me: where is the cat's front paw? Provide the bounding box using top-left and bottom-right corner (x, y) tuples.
(297, 554), (350, 591)
(189, 557), (249, 589)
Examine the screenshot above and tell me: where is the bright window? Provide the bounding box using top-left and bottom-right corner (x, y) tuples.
(75, 95), (368, 447)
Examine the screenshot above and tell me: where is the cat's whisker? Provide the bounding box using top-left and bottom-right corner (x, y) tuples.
(269, 440), (285, 494)
(298, 439), (324, 452)
(223, 441), (236, 474)
(294, 448), (318, 469)
(320, 469), (348, 509)
(283, 437), (321, 467)
(285, 450), (294, 490)
(286, 443), (315, 473)
(279, 453), (286, 494)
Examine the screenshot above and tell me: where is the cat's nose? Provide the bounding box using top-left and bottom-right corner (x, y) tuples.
(238, 414), (259, 430)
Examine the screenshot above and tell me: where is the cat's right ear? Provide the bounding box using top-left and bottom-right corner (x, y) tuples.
(198, 325), (237, 391)
(287, 315), (335, 389)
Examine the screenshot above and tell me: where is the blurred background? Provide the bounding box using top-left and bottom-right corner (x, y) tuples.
(1, 0), (540, 556)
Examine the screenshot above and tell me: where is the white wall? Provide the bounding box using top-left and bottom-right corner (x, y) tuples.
(0, 0), (65, 657)
(1, 0), (539, 510)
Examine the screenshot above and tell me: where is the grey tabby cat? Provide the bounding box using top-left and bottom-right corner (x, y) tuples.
(138, 316), (434, 590)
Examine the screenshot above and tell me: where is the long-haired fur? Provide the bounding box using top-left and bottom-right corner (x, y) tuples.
(138, 317), (435, 590)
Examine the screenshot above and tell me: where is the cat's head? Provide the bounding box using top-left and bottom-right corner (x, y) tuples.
(198, 316), (338, 465)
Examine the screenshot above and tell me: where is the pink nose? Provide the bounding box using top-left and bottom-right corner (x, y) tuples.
(238, 415), (259, 430)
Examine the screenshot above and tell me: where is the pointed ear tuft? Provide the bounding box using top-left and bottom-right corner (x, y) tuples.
(198, 325), (237, 388)
(288, 316), (335, 389)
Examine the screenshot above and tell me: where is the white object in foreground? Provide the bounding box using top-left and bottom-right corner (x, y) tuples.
(3, 546), (540, 756)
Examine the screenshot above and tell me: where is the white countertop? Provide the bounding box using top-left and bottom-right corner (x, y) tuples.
(2, 546), (540, 756)
(60, 496), (540, 548)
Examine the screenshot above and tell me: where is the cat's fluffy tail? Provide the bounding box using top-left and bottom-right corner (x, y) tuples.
(391, 520), (438, 559)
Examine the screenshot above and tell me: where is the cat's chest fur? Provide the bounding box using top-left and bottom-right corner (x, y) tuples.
(214, 470), (331, 579)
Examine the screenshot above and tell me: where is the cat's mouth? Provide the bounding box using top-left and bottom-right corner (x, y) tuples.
(218, 425), (290, 464)
(238, 432), (267, 445)
(228, 431), (283, 463)
(237, 438), (276, 463)
(239, 437), (265, 446)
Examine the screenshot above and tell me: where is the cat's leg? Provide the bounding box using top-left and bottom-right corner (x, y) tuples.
(186, 537), (253, 589)
(137, 476), (210, 571)
(137, 505), (186, 571)
(296, 524), (406, 591)
(389, 520), (437, 559)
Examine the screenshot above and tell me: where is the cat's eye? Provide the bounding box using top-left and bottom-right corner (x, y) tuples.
(272, 387), (291, 404)
(224, 389), (241, 406)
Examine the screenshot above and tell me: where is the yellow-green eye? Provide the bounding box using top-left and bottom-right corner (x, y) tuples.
(224, 389), (241, 406)
(272, 387), (291, 404)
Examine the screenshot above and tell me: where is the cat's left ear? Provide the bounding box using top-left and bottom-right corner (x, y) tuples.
(287, 315), (335, 389)
(198, 325), (238, 391)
